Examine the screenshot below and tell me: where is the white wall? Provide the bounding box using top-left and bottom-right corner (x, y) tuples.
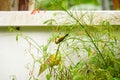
(0, 29), (51, 80)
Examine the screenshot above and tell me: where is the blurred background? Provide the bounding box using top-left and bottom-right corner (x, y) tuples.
(0, 0), (120, 11)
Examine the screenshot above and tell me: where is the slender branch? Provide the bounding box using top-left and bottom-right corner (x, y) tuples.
(54, 0), (107, 67)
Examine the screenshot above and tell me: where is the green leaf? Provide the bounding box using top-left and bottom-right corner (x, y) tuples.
(44, 20), (52, 25)
(38, 63), (47, 76)
(43, 19), (56, 25)
(16, 34), (19, 41)
(46, 74), (52, 80)
(8, 27), (13, 32)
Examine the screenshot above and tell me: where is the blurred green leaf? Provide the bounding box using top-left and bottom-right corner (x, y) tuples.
(46, 74), (52, 80)
(16, 34), (19, 41)
(35, 0), (100, 10)
(8, 27), (14, 32)
(38, 63), (47, 76)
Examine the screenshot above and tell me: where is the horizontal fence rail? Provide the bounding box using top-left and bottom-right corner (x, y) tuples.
(0, 11), (120, 26)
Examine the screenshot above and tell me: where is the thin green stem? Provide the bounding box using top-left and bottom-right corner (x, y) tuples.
(54, 0), (107, 67)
